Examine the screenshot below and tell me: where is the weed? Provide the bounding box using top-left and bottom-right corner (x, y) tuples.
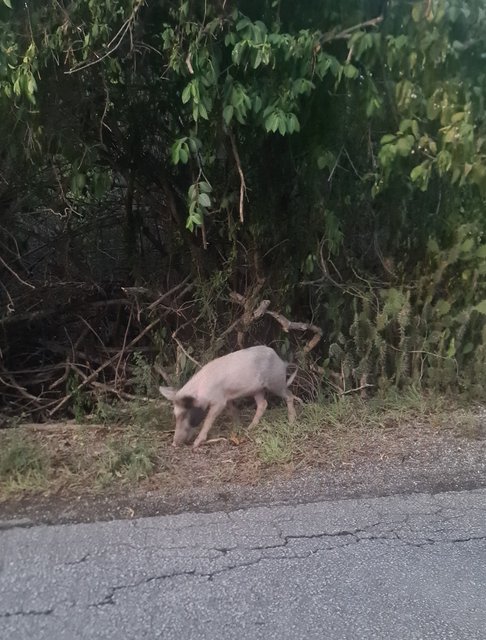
(96, 434), (157, 488)
(67, 372), (91, 422)
(253, 390), (483, 468)
(256, 412), (296, 464)
(94, 399), (126, 425)
(95, 397), (173, 432)
(132, 351), (157, 396)
(0, 431), (48, 494)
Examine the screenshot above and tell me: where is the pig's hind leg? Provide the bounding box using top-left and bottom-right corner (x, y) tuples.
(248, 392), (268, 428)
(226, 401), (240, 425)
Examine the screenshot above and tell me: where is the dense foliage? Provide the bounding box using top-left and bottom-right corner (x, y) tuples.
(1, 0), (486, 416)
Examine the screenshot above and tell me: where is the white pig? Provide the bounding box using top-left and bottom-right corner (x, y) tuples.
(160, 345), (298, 449)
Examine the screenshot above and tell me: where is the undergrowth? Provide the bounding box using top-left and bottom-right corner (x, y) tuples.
(322, 225), (486, 399)
(254, 389), (482, 466)
(95, 432), (158, 488)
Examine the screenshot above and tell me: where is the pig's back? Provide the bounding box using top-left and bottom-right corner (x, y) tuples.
(182, 346), (285, 399)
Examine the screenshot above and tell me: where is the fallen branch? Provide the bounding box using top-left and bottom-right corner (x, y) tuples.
(172, 334), (201, 369)
(147, 276), (191, 311)
(265, 310), (323, 353)
(340, 382), (375, 396)
(153, 362), (173, 385)
(230, 291), (323, 353)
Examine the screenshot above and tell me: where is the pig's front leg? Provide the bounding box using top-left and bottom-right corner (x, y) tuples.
(192, 404), (224, 450)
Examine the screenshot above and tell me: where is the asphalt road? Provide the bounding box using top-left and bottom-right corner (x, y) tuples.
(1, 488), (486, 640)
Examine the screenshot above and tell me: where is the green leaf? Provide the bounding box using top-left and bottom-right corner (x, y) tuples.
(171, 144), (180, 165)
(435, 300), (451, 317)
(471, 163), (486, 195)
(399, 119), (413, 133)
(3, 0), (12, 9)
(199, 181), (212, 194)
(198, 102), (208, 120)
(343, 64), (358, 79)
(460, 237), (474, 253)
(462, 342), (474, 355)
(198, 193), (211, 208)
(437, 150), (452, 174)
(232, 43), (244, 65)
(451, 112), (465, 123)
(427, 239), (440, 254)
(223, 104), (233, 126)
(253, 49), (262, 69)
(412, 2), (424, 22)
(187, 137), (200, 153)
(410, 161), (431, 190)
(396, 135), (414, 156)
(317, 150), (335, 170)
(287, 113), (300, 134)
(426, 94), (441, 120)
(236, 17), (251, 31)
(446, 338), (456, 358)
(474, 300), (486, 315)
(252, 95), (262, 114)
(264, 112), (278, 133)
(182, 83), (192, 104)
(380, 134), (396, 144)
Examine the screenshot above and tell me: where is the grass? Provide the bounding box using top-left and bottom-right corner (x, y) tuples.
(0, 400), (168, 499)
(94, 397), (174, 431)
(0, 430), (49, 496)
(256, 419), (295, 464)
(95, 433), (158, 488)
(0, 389), (484, 503)
(253, 389), (483, 466)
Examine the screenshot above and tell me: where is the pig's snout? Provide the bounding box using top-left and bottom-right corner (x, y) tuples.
(172, 433), (185, 447)
(172, 422), (190, 446)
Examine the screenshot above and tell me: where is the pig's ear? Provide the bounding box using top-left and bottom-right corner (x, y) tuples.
(159, 386), (177, 402)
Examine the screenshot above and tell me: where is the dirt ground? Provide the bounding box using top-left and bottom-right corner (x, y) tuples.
(1, 397), (486, 527)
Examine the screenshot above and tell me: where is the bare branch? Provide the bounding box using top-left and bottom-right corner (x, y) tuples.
(65, 0), (145, 74)
(0, 254), (35, 289)
(228, 129), (247, 223)
(321, 15), (384, 43)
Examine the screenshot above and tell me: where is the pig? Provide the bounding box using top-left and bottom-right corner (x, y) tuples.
(159, 345), (298, 449)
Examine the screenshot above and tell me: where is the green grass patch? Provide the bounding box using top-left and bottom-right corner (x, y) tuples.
(95, 433), (158, 488)
(0, 431), (49, 494)
(254, 390), (481, 467)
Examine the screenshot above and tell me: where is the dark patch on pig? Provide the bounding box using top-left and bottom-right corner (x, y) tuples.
(178, 395), (196, 409)
(188, 405), (209, 428)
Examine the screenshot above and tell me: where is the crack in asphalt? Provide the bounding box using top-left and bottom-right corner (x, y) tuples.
(64, 554), (90, 566)
(5, 521), (486, 617)
(395, 534), (486, 548)
(0, 608), (54, 619)
(89, 570), (199, 608)
(85, 517), (486, 606)
(3, 504), (486, 617)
